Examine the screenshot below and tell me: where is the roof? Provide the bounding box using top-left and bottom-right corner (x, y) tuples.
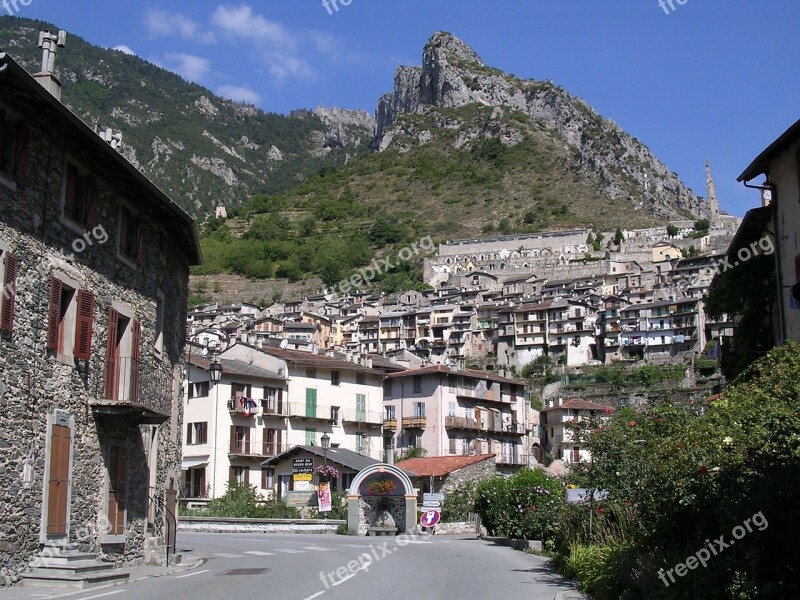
(395, 454), (496, 477)
(385, 364), (526, 385)
(542, 398), (613, 412)
(188, 355), (284, 380)
(259, 346), (382, 374)
(0, 53), (202, 265)
(260, 445), (382, 472)
(738, 118), (800, 182)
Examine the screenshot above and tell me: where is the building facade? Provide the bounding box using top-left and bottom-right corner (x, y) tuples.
(0, 52), (199, 582)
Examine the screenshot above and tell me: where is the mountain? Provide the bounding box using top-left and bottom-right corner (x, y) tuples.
(0, 17), (374, 215)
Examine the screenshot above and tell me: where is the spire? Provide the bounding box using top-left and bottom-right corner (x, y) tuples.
(705, 160), (720, 219)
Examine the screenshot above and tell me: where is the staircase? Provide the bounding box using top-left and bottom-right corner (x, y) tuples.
(21, 543), (130, 590)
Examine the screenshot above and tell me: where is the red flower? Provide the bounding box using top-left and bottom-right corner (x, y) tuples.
(603, 408), (613, 414)
(597, 506), (605, 514)
(625, 499), (632, 505)
(698, 465), (709, 476)
(629, 420), (636, 427)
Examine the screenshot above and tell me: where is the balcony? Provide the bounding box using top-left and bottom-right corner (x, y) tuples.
(383, 418), (397, 430)
(91, 357), (174, 424)
(261, 401), (289, 417)
(228, 397), (258, 417)
(496, 453), (528, 466)
(287, 403), (333, 421)
(341, 409), (383, 425)
(229, 440), (289, 457)
(402, 416), (426, 429)
(445, 417), (526, 435)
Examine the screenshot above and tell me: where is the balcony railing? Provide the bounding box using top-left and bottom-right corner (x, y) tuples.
(341, 409), (383, 425)
(229, 440), (289, 457)
(228, 397), (258, 417)
(261, 400), (289, 417)
(445, 416), (526, 434)
(95, 356), (174, 418)
(402, 416), (426, 429)
(383, 418), (397, 430)
(496, 454), (528, 466)
(184, 484), (211, 499)
(287, 403), (333, 421)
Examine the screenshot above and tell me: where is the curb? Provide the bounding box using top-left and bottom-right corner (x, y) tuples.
(554, 591), (591, 600)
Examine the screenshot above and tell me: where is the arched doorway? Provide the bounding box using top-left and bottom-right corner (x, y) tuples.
(347, 464), (417, 535)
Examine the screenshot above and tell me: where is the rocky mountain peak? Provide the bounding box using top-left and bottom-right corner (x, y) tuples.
(424, 31), (484, 67)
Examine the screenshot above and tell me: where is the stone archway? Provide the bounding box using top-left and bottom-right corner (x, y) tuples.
(347, 464), (417, 535)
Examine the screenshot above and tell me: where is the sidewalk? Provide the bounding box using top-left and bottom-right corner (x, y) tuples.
(0, 555), (205, 599)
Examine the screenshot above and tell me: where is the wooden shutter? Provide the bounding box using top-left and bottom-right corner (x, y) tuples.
(229, 467), (236, 483)
(244, 427), (251, 454)
(230, 425), (236, 453)
(200, 423), (207, 444)
(12, 123), (29, 186)
(244, 467), (250, 485)
(186, 423), (193, 445)
(84, 180), (96, 228)
(46, 277), (62, 351)
(130, 320), (141, 403)
(0, 252), (17, 333)
(104, 309), (119, 399)
(74, 290), (94, 360)
(261, 468), (268, 489)
(135, 224), (144, 265)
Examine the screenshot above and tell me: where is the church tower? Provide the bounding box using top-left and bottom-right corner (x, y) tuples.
(705, 160), (722, 228)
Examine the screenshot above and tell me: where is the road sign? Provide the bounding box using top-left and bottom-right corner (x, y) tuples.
(420, 510), (441, 527)
(292, 458), (314, 474)
(423, 493), (445, 502)
(422, 500), (441, 508)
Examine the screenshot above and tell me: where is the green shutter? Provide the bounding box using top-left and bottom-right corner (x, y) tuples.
(356, 394), (366, 422)
(305, 428), (316, 446)
(305, 388), (317, 418)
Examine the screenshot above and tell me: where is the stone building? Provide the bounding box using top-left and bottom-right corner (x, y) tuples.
(0, 51), (200, 584)
(395, 454), (498, 494)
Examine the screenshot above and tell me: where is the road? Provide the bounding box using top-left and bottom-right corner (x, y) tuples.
(64, 533), (576, 600)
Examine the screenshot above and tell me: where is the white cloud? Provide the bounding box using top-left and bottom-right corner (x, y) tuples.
(163, 53), (211, 82)
(217, 84), (261, 105)
(144, 9), (215, 43)
(112, 45), (135, 55)
(211, 4), (312, 82)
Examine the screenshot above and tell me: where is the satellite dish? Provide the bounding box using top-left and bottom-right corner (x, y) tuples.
(279, 339), (289, 349)
(201, 347), (208, 356)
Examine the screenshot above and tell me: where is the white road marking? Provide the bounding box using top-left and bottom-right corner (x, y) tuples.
(303, 592), (326, 600)
(332, 572), (357, 586)
(275, 549), (305, 554)
(80, 591), (126, 600)
(244, 551), (275, 556)
(406, 541), (433, 544)
(343, 544), (368, 548)
(214, 553), (244, 558)
(302, 546), (330, 551)
(175, 569), (211, 579)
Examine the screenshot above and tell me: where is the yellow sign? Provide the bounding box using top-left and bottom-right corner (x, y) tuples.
(293, 473), (312, 482)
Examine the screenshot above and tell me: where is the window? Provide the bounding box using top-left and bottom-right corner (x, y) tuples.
(413, 402), (426, 418)
(331, 370), (340, 386)
(104, 308), (141, 402)
(305, 428), (317, 446)
(448, 437), (457, 454)
(331, 406), (340, 426)
(154, 290), (164, 355)
(356, 373), (365, 385)
(384, 405), (395, 420)
(0, 247), (17, 334)
(356, 394), (366, 421)
(262, 387), (284, 414)
(229, 466), (249, 485)
(407, 434), (418, 448)
(46, 276), (95, 362)
(384, 379), (393, 395)
(356, 433), (368, 455)
(186, 422), (208, 445)
(188, 381), (209, 399)
(263, 428), (282, 455)
(118, 204), (142, 264)
(261, 467), (274, 490)
(61, 159), (95, 229)
(448, 402), (456, 417)
(0, 107), (29, 186)
(230, 426), (251, 454)
(413, 375), (422, 394)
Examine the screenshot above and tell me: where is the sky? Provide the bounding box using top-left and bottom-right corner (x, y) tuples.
(7, 0), (800, 217)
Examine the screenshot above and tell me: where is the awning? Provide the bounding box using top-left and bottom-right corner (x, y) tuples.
(182, 456), (209, 470)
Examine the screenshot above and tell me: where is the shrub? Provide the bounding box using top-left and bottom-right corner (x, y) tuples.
(441, 481), (478, 522)
(205, 482), (300, 519)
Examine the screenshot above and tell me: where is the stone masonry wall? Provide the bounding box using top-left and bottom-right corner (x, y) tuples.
(0, 78), (189, 583)
(439, 458), (497, 496)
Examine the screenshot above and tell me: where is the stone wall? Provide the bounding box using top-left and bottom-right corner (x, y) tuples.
(439, 458), (497, 496)
(357, 496), (407, 535)
(0, 75), (190, 584)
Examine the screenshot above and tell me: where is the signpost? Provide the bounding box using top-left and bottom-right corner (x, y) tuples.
(421, 500), (441, 508)
(423, 492), (445, 502)
(292, 458), (314, 473)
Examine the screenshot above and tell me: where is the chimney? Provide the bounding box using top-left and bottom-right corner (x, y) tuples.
(34, 30), (67, 101)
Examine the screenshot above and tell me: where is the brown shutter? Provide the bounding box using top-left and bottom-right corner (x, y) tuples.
(74, 290), (94, 360)
(186, 423), (193, 445)
(135, 224), (144, 265)
(130, 320), (141, 402)
(230, 425), (236, 453)
(244, 427), (250, 454)
(228, 467), (236, 483)
(46, 277), (62, 351)
(1, 252), (17, 333)
(261, 468), (268, 489)
(12, 123), (29, 186)
(244, 467), (250, 486)
(104, 309), (119, 399)
(277, 429), (282, 452)
(200, 422), (207, 444)
(85, 180), (96, 228)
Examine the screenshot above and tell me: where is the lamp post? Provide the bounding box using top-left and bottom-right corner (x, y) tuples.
(209, 352), (223, 500)
(321, 432), (330, 467)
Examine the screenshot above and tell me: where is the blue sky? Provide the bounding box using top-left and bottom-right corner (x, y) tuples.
(9, 0), (800, 217)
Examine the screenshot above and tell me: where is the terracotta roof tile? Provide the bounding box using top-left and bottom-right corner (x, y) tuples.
(395, 454), (496, 477)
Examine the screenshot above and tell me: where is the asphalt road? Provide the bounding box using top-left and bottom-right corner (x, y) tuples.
(66, 533), (577, 600)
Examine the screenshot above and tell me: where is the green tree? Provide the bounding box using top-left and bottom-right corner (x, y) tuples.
(614, 227), (624, 246)
(666, 224), (679, 237)
(694, 218), (710, 233)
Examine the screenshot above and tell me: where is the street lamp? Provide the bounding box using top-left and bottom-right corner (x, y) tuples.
(209, 356), (223, 384)
(321, 432), (330, 467)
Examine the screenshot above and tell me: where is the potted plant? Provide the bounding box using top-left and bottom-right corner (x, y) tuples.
(315, 465), (339, 482)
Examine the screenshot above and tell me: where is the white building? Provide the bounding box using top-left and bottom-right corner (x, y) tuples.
(181, 343), (390, 501)
(540, 398), (613, 464)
